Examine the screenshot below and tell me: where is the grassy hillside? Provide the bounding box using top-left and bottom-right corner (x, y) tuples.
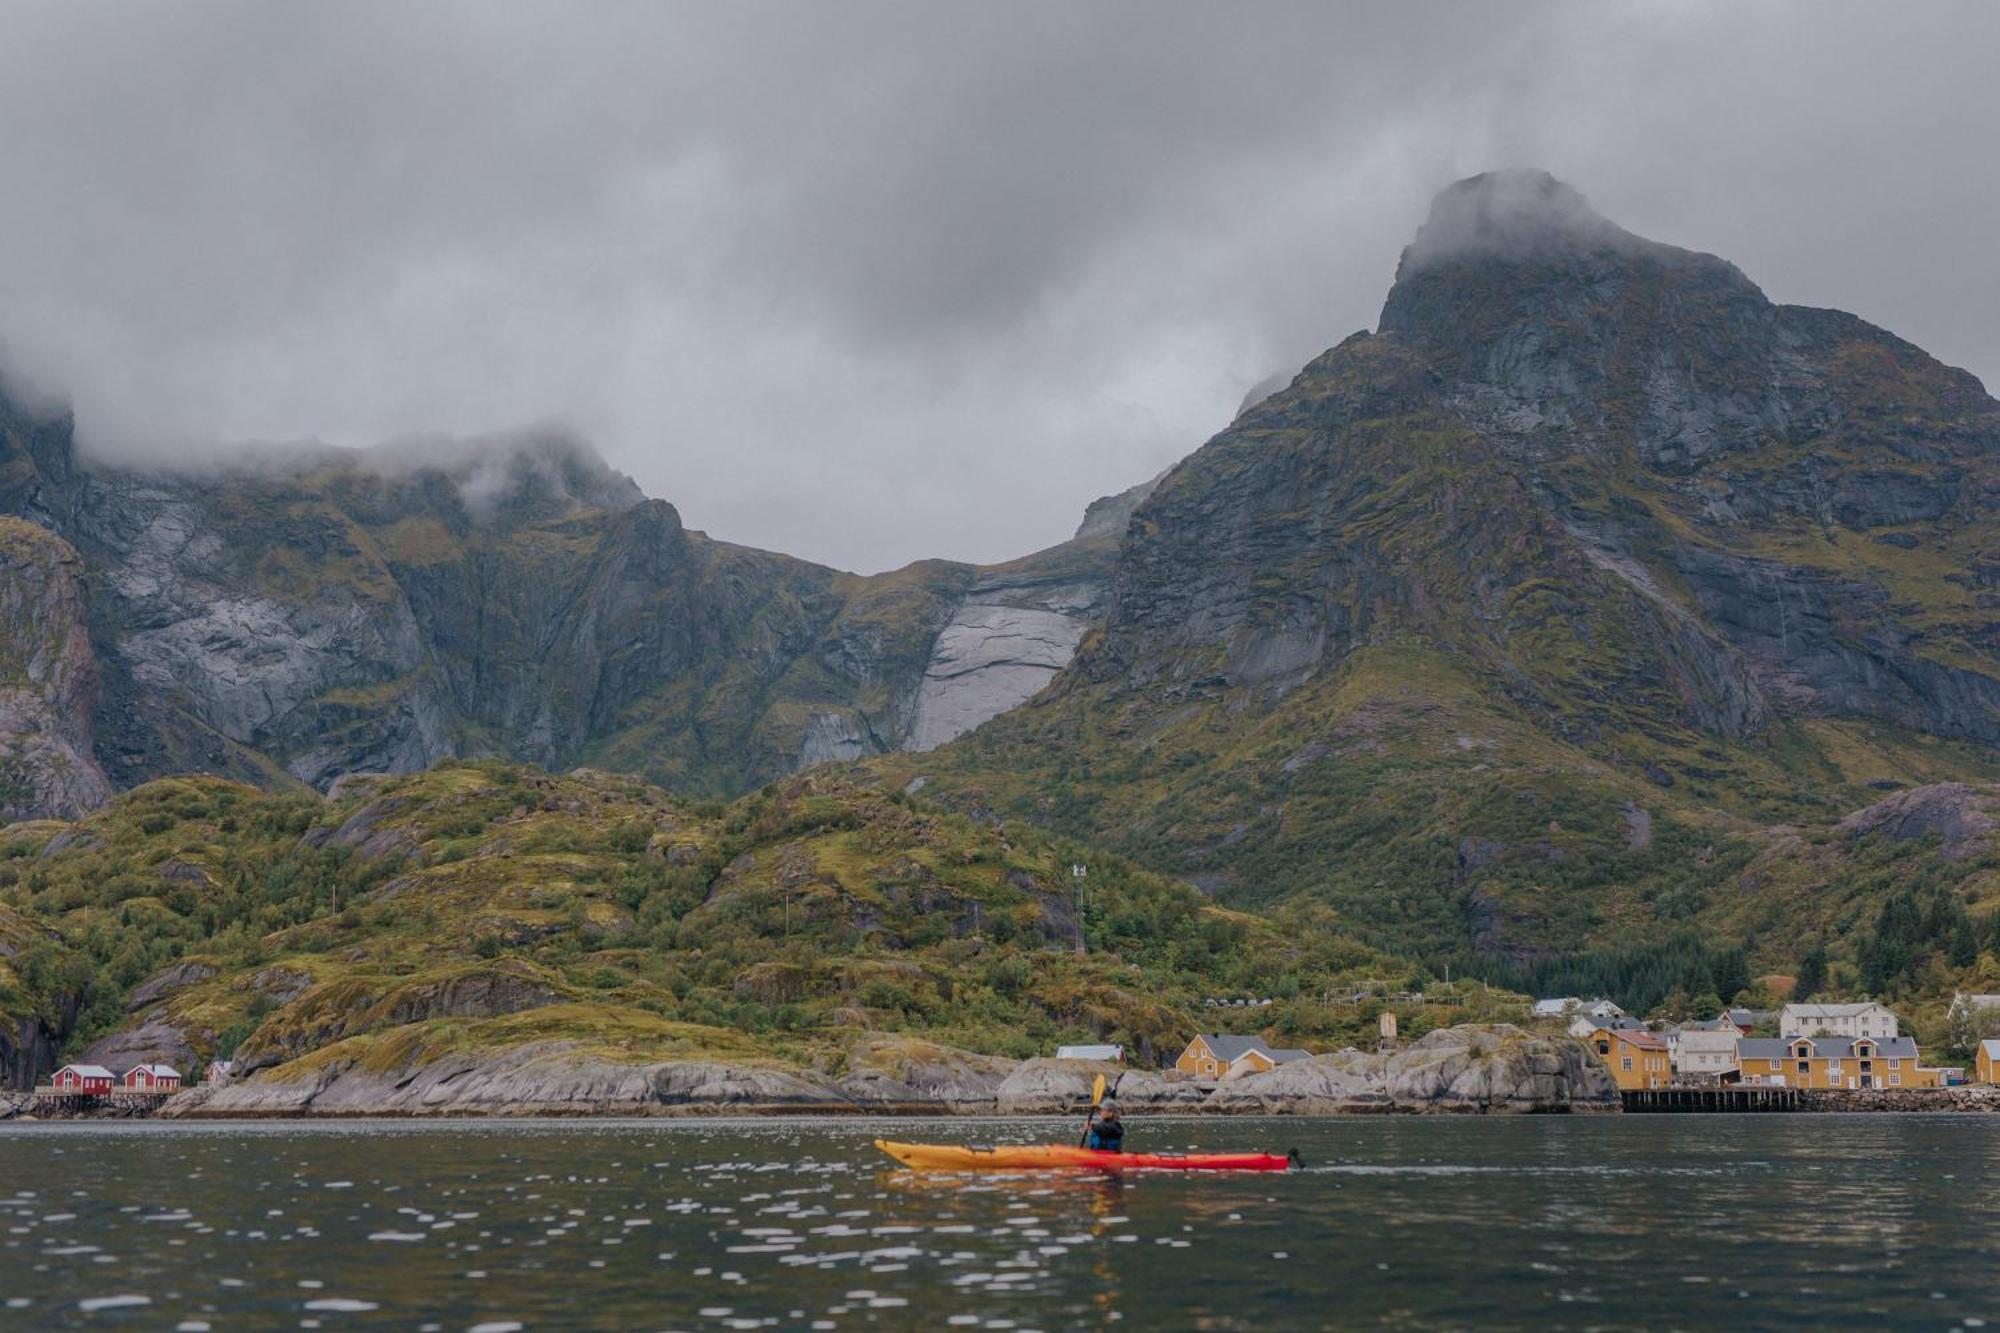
(0, 762), (1437, 1086)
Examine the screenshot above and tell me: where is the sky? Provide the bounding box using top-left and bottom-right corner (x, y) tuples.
(1, 3), (1996, 573)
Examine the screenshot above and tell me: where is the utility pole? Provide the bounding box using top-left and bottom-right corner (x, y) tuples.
(1071, 863), (1087, 955)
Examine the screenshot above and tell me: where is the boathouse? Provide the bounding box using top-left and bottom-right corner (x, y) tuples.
(51, 1064), (115, 1095)
(121, 1064), (183, 1092)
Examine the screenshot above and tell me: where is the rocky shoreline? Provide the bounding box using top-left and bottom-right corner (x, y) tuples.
(2, 1025), (1620, 1121)
(16, 1024), (2000, 1123)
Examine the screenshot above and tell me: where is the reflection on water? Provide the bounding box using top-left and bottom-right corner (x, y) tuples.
(2, 1115), (1999, 1329)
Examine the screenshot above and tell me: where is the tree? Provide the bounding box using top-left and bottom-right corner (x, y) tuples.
(1951, 917), (1980, 969)
(1794, 940), (1828, 1003)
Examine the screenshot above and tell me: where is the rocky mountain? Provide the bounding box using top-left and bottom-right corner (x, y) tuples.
(4, 166), (1997, 1012)
(890, 171), (2000, 969)
(0, 396), (1142, 813)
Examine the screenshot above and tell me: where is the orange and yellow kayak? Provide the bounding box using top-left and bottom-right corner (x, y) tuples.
(874, 1139), (1299, 1172)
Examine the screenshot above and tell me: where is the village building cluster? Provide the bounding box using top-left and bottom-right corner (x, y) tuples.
(46, 1062), (184, 1098)
(1548, 997), (1968, 1092)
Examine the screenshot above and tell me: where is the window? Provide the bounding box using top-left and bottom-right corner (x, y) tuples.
(1769, 1059), (1781, 1071)
(1621, 1057), (1633, 1071)
(1890, 1075), (1901, 1086)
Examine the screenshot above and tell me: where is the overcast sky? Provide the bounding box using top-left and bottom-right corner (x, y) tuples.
(1, 3), (1995, 572)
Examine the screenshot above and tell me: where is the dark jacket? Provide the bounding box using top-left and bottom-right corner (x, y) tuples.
(1087, 1115), (1124, 1152)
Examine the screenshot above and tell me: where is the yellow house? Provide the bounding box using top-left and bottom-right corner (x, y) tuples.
(1175, 1034), (1310, 1081)
(1585, 1027), (1671, 1090)
(1976, 1039), (2000, 1085)
(1735, 1036), (1941, 1089)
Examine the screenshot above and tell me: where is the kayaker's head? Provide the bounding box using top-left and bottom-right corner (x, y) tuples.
(1098, 1100), (1119, 1120)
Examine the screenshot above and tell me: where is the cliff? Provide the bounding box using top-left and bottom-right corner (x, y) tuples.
(0, 408), (1132, 808)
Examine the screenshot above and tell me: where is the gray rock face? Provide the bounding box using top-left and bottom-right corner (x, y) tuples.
(1073, 470), (1168, 542)
(80, 1011), (200, 1075)
(910, 602), (1092, 750)
(906, 540), (1121, 750)
(1841, 783), (1998, 859)
(0, 520), (111, 820)
(797, 710), (873, 767)
(126, 961), (218, 1011)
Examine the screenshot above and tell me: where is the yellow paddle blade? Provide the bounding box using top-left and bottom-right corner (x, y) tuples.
(1091, 1073), (1107, 1107)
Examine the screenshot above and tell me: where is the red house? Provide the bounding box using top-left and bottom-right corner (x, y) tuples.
(51, 1064), (115, 1095)
(122, 1064), (183, 1092)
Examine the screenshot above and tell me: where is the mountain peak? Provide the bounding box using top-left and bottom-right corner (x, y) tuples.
(1396, 170), (1638, 276)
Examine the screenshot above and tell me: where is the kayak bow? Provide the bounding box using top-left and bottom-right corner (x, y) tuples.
(874, 1140), (1299, 1172)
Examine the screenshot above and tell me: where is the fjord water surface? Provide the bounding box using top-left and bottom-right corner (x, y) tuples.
(2, 1115), (1996, 1329)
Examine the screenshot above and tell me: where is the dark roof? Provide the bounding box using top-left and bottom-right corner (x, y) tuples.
(1198, 1034), (1275, 1062)
(1739, 1036), (1919, 1060)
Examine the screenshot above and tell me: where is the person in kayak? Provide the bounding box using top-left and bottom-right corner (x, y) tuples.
(1084, 1100), (1125, 1152)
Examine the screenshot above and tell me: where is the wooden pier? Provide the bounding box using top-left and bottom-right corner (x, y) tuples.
(28, 1088), (173, 1116)
(1622, 1086), (1802, 1113)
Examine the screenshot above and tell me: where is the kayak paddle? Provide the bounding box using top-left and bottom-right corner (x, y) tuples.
(1078, 1072), (1107, 1147)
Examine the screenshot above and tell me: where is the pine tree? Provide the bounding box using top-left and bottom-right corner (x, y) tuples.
(1951, 917), (1980, 969)
(1794, 941), (1828, 1003)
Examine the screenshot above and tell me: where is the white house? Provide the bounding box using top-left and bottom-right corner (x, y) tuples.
(1674, 1022), (1742, 1079)
(1531, 997), (1579, 1019)
(1055, 1044), (1125, 1062)
(1569, 1014), (1644, 1039)
(1779, 1002), (1898, 1040)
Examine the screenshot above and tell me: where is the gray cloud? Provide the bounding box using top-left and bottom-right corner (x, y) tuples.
(0, 2), (1994, 571)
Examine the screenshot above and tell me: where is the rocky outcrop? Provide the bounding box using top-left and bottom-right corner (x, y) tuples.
(994, 1059), (1209, 1114)
(79, 1012), (200, 1075)
(835, 1037), (1017, 1113)
(1840, 783), (1998, 859)
(0, 519), (111, 820)
(1073, 470), (1168, 542)
(158, 1027), (1611, 1118)
(165, 1042), (885, 1118)
(1205, 1026), (1617, 1114)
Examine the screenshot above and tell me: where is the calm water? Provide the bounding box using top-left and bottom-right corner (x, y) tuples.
(2, 1114), (1998, 1330)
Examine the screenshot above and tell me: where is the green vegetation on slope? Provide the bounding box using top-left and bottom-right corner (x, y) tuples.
(0, 762), (1406, 1084)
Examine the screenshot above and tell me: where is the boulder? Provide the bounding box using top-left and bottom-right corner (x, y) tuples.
(994, 1059), (1206, 1114)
